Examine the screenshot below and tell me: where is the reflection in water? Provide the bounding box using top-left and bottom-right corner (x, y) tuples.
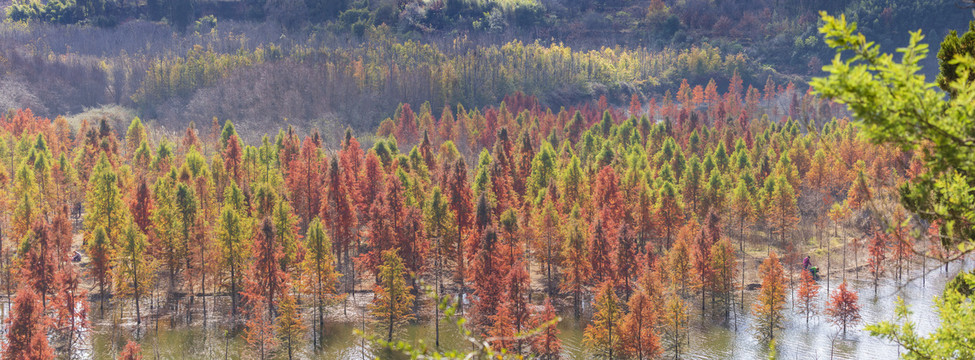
(89, 260), (968, 359)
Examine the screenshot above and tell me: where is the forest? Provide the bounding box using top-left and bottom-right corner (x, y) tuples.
(0, 1), (973, 360)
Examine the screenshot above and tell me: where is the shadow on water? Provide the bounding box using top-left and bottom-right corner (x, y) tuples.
(88, 260), (968, 359)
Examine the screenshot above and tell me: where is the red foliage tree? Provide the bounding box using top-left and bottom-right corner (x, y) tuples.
(243, 218), (290, 324)
(52, 264), (89, 355)
(504, 261), (531, 354)
(588, 217), (617, 286)
(796, 269), (820, 327)
(446, 157), (474, 312)
(21, 220), (57, 309)
(468, 228), (507, 332)
(867, 230), (887, 294)
(395, 103), (420, 145)
(223, 134), (244, 185)
(620, 284), (661, 359)
(288, 137), (324, 227)
(130, 179), (153, 234)
(2, 285), (54, 360)
(825, 281), (861, 335)
(118, 340), (143, 360)
(530, 297), (561, 360)
(322, 157), (358, 273)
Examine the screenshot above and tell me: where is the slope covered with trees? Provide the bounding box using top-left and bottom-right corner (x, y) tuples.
(0, 63), (940, 357)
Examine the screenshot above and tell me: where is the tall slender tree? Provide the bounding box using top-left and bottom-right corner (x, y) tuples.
(752, 252), (787, 341)
(371, 250), (415, 343)
(584, 281), (622, 359)
(301, 218), (340, 348)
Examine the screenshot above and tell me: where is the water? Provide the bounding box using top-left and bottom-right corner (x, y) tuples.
(86, 260), (968, 359)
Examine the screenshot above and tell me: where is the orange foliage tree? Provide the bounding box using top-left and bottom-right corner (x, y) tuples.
(752, 252), (787, 341)
(825, 281), (861, 335)
(796, 269), (820, 327)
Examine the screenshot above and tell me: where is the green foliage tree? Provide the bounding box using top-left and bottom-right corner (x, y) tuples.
(937, 21), (975, 95)
(868, 272), (975, 359)
(301, 218), (340, 348)
(85, 154), (128, 245)
(371, 250), (415, 343)
(115, 222), (154, 325)
(813, 13), (975, 251)
(584, 281), (622, 359)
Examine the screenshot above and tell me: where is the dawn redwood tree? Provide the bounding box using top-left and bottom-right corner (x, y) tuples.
(530, 297), (561, 360)
(85, 153), (128, 245)
(888, 212), (914, 283)
(666, 229), (694, 298)
(752, 252), (787, 341)
(561, 204), (590, 318)
(51, 264), (89, 356)
(656, 181), (684, 249)
(709, 237), (737, 319)
(130, 179), (153, 234)
(243, 218), (289, 323)
(362, 177), (403, 278)
(12, 165), (39, 243)
(243, 294), (277, 360)
(423, 186), (455, 347)
(20, 220), (56, 310)
(584, 281), (622, 359)
(396, 202), (428, 291)
(88, 226), (112, 315)
(271, 200), (301, 273)
(3, 285), (54, 360)
(287, 136), (324, 226)
(662, 290), (688, 360)
(371, 249), (415, 343)
(867, 231), (887, 295)
(125, 117), (147, 158)
(488, 300), (516, 352)
(445, 157), (473, 313)
(338, 133), (364, 204)
(587, 217), (616, 286)
(796, 269), (820, 328)
(151, 171), (184, 307)
(469, 228), (507, 332)
(620, 283), (662, 360)
(223, 134), (244, 185)
(692, 211), (720, 312)
(116, 222), (153, 326)
(118, 340), (143, 360)
(615, 226), (638, 298)
(825, 281), (861, 336)
(768, 175), (799, 250)
(728, 178), (752, 310)
(593, 165), (625, 230)
(805, 148), (831, 248)
(174, 182), (198, 319)
(504, 261), (531, 354)
(846, 169), (872, 210)
(534, 196), (562, 297)
(322, 157), (357, 273)
(301, 218), (340, 349)
(217, 192), (248, 317)
(276, 292), (305, 360)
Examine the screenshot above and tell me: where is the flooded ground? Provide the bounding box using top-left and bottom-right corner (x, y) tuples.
(86, 259), (968, 359)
